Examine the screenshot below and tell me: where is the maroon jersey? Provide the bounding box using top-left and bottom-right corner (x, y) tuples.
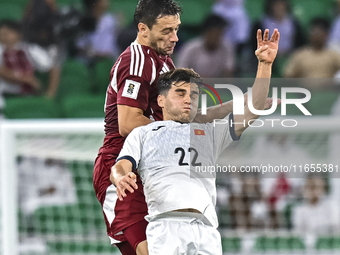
(93, 41), (175, 239)
(104, 41), (174, 137)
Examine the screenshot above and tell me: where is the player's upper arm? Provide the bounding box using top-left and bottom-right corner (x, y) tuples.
(117, 104), (152, 137)
(212, 113), (240, 155)
(115, 47), (155, 137)
(233, 99), (263, 137)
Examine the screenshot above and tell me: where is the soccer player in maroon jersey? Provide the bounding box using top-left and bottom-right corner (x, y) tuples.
(93, 0), (236, 254)
(93, 1), (181, 254)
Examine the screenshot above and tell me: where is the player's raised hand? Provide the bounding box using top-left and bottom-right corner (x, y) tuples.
(111, 170), (138, 201)
(255, 29), (280, 64)
(110, 159), (138, 201)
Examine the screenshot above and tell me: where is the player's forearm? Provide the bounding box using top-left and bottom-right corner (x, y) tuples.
(110, 163), (132, 187)
(194, 93), (250, 123)
(194, 100), (233, 123)
(252, 62), (273, 112)
(234, 62), (273, 136)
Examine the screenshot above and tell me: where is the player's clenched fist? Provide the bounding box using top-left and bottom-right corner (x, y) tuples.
(110, 160), (138, 201)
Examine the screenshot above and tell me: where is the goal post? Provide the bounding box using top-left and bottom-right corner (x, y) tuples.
(1, 120), (18, 255)
(1, 119), (105, 255)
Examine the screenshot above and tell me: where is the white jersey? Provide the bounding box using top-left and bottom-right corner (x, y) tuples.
(117, 113), (239, 228)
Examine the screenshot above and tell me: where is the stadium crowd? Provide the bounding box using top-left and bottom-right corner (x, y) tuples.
(1, 0), (340, 253)
(1, 0), (340, 113)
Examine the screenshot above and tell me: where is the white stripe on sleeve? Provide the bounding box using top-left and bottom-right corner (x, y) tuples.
(130, 44), (135, 75)
(134, 44), (140, 76)
(163, 63), (170, 72)
(150, 57), (156, 84)
(110, 58), (122, 92)
(137, 45), (145, 77)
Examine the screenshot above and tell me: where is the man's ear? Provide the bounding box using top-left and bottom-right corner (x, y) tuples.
(157, 94), (165, 108)
(138, 22), (149, 37)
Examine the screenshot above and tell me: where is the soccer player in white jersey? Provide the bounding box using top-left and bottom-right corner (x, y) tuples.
(111, 28), (280, 254)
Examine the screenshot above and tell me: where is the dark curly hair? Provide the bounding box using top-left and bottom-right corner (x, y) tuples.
(158, 68), (202, 96)
(134, 0), (182, 29)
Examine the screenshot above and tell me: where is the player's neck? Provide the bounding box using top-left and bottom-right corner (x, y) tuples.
(136, 34), (150, 48)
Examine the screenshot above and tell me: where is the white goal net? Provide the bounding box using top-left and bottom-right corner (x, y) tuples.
(1, 116), (340, 255)
(0, 120), (120, 255)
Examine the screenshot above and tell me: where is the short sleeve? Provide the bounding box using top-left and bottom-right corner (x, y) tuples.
(116, 127), (143, 170)
(212, 113), (240, 155)
(116, 76), (151, 112)
(115, 48), (154, 111)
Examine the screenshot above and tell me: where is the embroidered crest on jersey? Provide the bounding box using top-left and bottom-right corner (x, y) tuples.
(194, 129), (205, 135)
(127, 84), (134, 94)
(122, 79), (141, 99)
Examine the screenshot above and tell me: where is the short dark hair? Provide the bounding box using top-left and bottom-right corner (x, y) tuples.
(158, 68), (202, 96)
(310, 17), (330, 31)
(0, 19), (22, 34)
(202, 14), (227, 32)
(134, 0), (182, 29)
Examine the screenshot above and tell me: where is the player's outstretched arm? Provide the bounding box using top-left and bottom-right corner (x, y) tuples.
(194, 93), (278, 123)
(234, 28), (280, 137)
(110, 159), (138, 201)
(194, 96), (241, 123)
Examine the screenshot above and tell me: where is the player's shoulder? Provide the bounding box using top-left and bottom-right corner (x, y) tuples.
(191, 121), (211, 131)
(115, 42), (156, 76)
(144, 121), (168, 130)
(128, 121), (167, 138)
(119, 42), (155, 61)
(141, 120), (179, 131)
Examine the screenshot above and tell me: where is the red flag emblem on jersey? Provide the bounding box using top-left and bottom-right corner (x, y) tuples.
(194, 129), (205, 135)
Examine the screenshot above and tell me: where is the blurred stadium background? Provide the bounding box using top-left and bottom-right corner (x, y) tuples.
(1, 0), (340, 254)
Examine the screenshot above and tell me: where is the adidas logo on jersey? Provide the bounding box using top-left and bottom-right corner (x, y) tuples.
(160, 63), (171, 74)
